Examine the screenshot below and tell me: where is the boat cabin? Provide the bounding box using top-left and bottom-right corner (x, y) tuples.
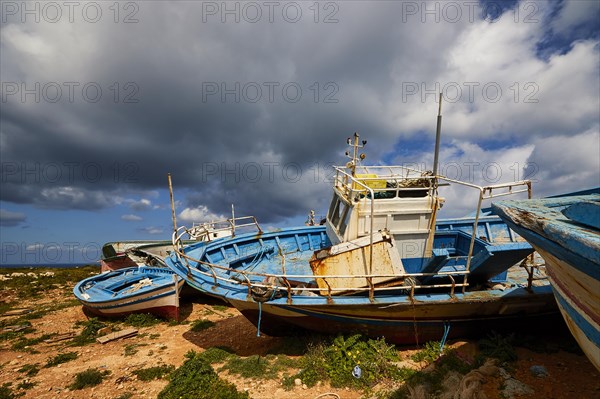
(325, 134), (443, 260)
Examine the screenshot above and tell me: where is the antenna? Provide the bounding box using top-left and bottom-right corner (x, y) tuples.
(345, 132), (367, 177)
(432, 93), (443, 178)
(167, 173), (177, 234)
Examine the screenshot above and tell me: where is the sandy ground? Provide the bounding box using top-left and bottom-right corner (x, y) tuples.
(1, 288), (599, 399)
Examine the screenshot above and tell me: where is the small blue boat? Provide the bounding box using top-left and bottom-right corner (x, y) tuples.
(73, 266), (185, 320)
(493, 192), (600, 371)
(165, 134), (558, 344)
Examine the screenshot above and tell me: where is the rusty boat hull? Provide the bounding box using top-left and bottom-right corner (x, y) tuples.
(493, 193), (600, 370)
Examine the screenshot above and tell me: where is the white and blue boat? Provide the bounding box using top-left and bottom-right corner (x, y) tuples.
(493, 192), (600, 370)
(100, 216), (240, 272)
(73, 266), (185, 320)
(165, 134), (558, 344)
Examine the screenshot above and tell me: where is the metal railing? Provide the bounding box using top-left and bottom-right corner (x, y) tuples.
(187, 216), (262, 241)
(169, 171), (537, 301)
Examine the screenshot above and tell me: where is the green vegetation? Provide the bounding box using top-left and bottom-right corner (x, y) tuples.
(71, 318), (106, 346)
(45, 351), (78, 367)
(212, 305), (229, 312)
(15, 381), (36, 391)
(133, 365), (175, 381)
(199, 347), (235, 363)
(157, 351), (248, 399)
(0, 323), (34, 342)
(190, 319), (216, 332)
(11, 333), (55, 353)
(0, 266), (97, 301)
(219, 355), (273, 379)
(70, 368), (111, 390)
(387, 350), (474, 399)
(124, 313), (163, 327)
(478, 331), (517, 364)
(123, 343), (147, 357)
(0, 383), (19, 399)
(114, 393), (134, 399)
(411, 341), (444, 363)
(284, 334), (403, 390)
(17, 363), (40, 377)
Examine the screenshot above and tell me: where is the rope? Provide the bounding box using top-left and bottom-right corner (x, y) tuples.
(439, 322), (451, 354)
(313, 394), (340, 399)
(255, 288), (278, 337)
(257, 301), (262, 337)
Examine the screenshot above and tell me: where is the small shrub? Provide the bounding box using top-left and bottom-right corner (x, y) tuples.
(323, 334), (400, 389)
(212, 305), (229, 312)
(46, 352), (78, 367)
(114, 393), (134, 399)
(124, 313), (162, 327)
(199, 347), (234, 363)
(220, 355), (271, 379)
(17, 363), (39, 377)
(0, 383), (17, 399)
(392, 350), (474, 398)
(16, 380), (36, 390)
(123, 344), (147, 357)
(411, 341), (443, 363)
(133, 365), (175, 381)
(0, 322), (33, 342)
(71, 318), (106, 346)
(478, 332), (517, 364)
(157, 351), (248, 399)
(282, 334), (402, 390)
(10, 334), (55, 353)
(70, 368), (110, 390)
(293, 342), (327, 388)
(190, 319), (215, 332)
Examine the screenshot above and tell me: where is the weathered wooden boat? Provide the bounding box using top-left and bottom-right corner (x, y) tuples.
(73, 266), (185, 320)
(493, 193), (600, 370)
(100, 215), (249, 271)
(165, 134), (558, 344)
(101, 241), (183, 272)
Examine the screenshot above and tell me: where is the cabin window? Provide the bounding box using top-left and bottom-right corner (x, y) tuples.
(328, 195), (342, 226)
(328, 194), (351, 236)
(338, 204), (351, 236)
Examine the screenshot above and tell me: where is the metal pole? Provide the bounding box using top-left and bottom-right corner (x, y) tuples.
(463, 188), (483, 293)
(231, 203), (235, 236)
(168, 173), (177, 234)
(432, 93), (443, 176)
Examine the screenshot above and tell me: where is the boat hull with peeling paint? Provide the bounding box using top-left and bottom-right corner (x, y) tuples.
(73, 266), (184, 320)
(493, 193), (600, 371)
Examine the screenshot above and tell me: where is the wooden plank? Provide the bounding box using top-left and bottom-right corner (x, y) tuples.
(44, 332), (76, 343)
(1, 308), (32, 317)
(201, 305), (229, 318)
(96, 328), (138, 344)
(0, 324), (30, 333)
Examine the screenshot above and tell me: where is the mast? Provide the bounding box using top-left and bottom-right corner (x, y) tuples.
(432, 92), (443, 177)
(345, 132), (367, 177)
(168, 173), (177, 234)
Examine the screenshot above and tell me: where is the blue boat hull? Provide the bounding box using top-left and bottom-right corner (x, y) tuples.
(166, 224), (557, 343)
(73, 266), (184, 320)
(493, 194), (600, 370)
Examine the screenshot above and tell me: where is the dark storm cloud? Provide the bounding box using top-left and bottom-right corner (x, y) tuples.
(1, 2), (453, 222)
(0, 209), (26, 227)
(1, 1), (598, 222)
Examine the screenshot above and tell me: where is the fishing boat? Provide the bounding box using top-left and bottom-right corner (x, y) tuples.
(164, 134), (558, 344)
(101, 240), (183, 272)
(73, 266), (185, 320)
(493, 193), (600, 370)
(100, 215), (245, 272)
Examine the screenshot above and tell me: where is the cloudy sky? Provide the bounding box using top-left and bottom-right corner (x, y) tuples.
(1, 0), (599, 264)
